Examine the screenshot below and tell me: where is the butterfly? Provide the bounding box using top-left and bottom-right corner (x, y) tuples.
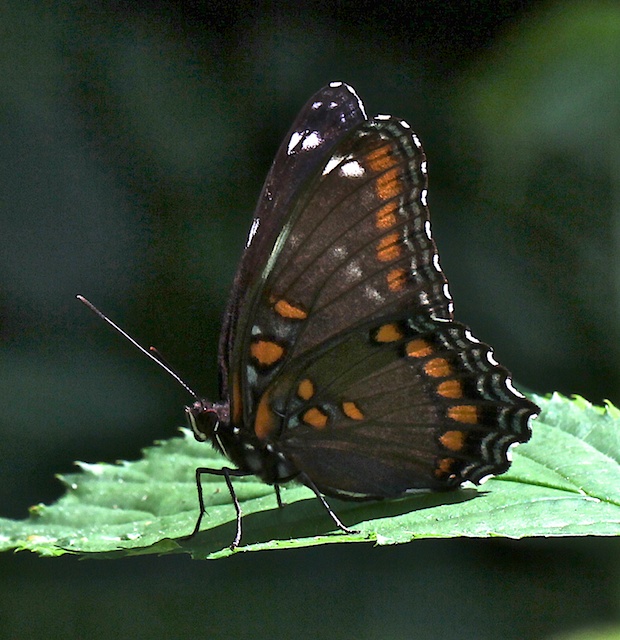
(179, 81), (539, 548)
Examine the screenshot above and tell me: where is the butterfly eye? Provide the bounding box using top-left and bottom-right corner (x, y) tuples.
(186, 403), (219, 442)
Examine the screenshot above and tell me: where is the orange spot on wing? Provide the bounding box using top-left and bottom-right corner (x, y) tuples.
(424, 357), (452, 377)
(376, 232), (401, 262)
(434, 457), (456, 478)
(254, 391), (276, 440)
(274, 298), (308, 320)
(365, 144), (396, 172)
(448, 405), (478, 424)
(374, 323), (403, 342)
(375, 168), (401, 200)
(251, 339), (284, 366)
(440, 430), (466, 451)
(342, 401), (364, 421)
(297, 378), (314, 401)
(302, 407), (328, 429)
(375, 201), (398, 230)
(387, 267), (407, 291)
(406, 339), (433, 358)
(437, 379), (462, 399)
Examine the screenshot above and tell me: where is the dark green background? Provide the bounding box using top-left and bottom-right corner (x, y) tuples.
(1, 1), (619, 638)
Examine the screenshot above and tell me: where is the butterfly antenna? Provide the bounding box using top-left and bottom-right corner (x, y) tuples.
(149, 345), (173, 368)
(76, 295), (199, 401)
(148, 345), (188, 383)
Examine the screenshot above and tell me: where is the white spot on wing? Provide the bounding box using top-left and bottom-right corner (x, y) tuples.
(345, 261), (362, 280)
(345, 83), (367, 118)
(506, 441), (520, 462)
(376, 114), (390, 120)
(421, 189), (428, 206)
(323, 155), (342, 175)
(432, 253), (441, 271)
(420, 160), (427, 174)
(400, 119), (410, 129)
(403, 225), (415, 252)
(288, 233), (301, 249)
(302, 131), (322, 150)
(364, 285), (383, 302)
(329, 81), (343, 88)
(486, 351), (499, 366)
(287, 131), (303, 154)
(340, 160), (365, 178)
(424, 220), (432, 239)
(464, 329), (480, 343)
(505, 377), (525, 398)
(442, 283), (452, 299)
(477, 474), (494, 485)
(312, 101), (322, 110)
(412, 134), (422, 148)
(246, 218), (260, 247)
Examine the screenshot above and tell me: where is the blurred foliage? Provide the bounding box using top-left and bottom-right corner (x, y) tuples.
(452, 1), (620, 403)
(1, 0), (619, 638)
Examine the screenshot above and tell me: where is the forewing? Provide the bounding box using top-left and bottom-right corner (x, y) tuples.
(237, 114), (453, 431)
(219, 82), (367, 399)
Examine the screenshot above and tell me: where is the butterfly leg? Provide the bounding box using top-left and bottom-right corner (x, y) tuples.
(299, 472), (357, 535)
(275, 484), (284, 509)
(185, 466), (253, 549)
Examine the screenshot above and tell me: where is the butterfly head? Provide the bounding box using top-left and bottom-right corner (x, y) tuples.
(186, 400), (229, 443)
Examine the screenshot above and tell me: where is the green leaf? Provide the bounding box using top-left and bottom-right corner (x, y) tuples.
(1, 393), (619, 559)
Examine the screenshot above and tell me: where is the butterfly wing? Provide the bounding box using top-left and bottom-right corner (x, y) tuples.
(222, 83), (537, 494)
(219, 82), (367, 403)
(275, 317), (536, 498)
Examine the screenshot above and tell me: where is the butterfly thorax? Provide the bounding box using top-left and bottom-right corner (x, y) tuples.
(186, 399), (299, 484)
